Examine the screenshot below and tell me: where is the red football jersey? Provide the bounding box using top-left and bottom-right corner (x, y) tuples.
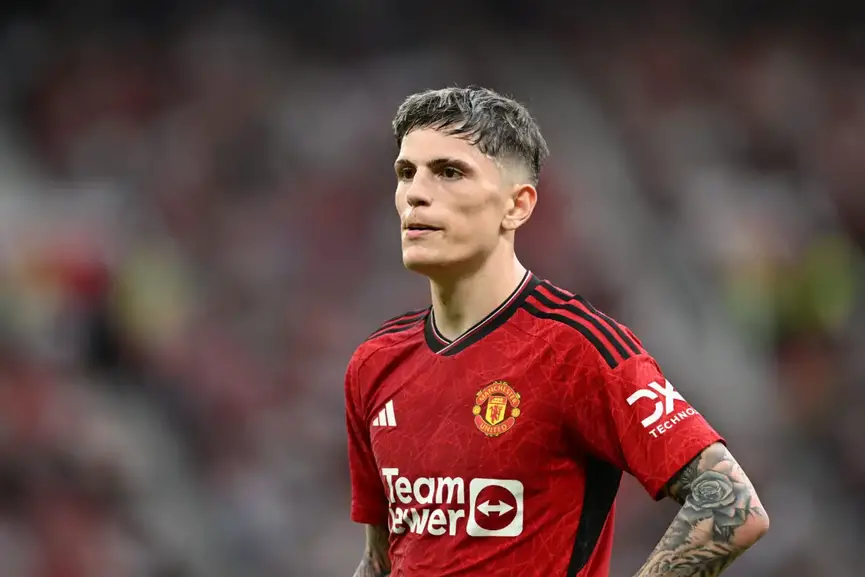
(345, 272), (723, 576)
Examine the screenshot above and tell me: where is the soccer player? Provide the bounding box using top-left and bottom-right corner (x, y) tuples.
(345, 87), (769, 577)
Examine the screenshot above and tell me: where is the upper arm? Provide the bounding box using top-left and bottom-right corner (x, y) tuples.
(662, 442), (768, 542)
(345, 355), (388, 525)
(564, 350), (723, 499)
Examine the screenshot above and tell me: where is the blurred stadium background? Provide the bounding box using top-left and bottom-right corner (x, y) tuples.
(0, 1), (863, 576)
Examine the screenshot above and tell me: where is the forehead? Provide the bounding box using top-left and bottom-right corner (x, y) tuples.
(398, 128), (491, 166)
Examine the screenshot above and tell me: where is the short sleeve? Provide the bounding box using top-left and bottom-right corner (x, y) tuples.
(565, 352), (724, 500)
(345, 355), (388, 524)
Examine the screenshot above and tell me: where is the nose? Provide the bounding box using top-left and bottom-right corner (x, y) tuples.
(405, 175), (432, 208)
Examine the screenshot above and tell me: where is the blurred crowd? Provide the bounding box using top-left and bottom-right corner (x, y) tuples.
(0, 3), (863, 576)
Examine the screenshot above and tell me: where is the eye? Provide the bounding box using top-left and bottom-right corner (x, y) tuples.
(397, 166), (415, 181)
(441, 166), (462, 180)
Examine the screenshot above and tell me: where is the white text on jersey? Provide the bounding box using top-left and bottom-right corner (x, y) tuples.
(381, 467), (524, 538)
(626, 380), (699, 438)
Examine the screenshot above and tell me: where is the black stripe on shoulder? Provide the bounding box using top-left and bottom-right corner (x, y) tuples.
(574, 296), (641, 355)
(366, 309), (428, 341)
(543, 282), (642, 356)
(522, 302), (619, 368)
(567, 458), (622, 577)
(531, 288), (631, 362)
(366, 322), (423, 341)
(378, 308), (429, 330)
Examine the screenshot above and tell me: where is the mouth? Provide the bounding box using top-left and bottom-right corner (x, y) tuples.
(403, 223), (441, 239)
(405, 224), (441, 232)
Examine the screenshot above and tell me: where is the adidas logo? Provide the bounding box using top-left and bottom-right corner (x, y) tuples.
(372, 400), (397, 428)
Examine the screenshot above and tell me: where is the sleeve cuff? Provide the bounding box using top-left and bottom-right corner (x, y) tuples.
(645, 435), (726, 500)
(351, 503), (389, 526)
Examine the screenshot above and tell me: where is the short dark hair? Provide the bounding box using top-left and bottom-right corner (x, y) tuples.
(392, 86), (549, 185)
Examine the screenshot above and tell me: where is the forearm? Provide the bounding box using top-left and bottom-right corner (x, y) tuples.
(634, 502), (764, 576)
(635, 443), (769, 577)
(353, 524), (391, 577)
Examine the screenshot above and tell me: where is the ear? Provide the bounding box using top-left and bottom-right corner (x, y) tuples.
(502, 184), (537, 231)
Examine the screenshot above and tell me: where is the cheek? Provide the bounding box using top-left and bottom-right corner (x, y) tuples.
(470, 193), (506, 225)
(455, 189), (497, 215)
(394, 187), (406, 212)
(453, 196), (502, 237)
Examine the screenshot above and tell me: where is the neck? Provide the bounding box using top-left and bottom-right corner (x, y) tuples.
(429, 250), (527, 341)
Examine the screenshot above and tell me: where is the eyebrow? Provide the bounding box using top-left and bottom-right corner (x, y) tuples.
(394, 157), (474, 173)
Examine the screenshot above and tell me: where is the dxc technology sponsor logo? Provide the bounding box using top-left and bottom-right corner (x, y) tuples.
(626, 380), (698, 438)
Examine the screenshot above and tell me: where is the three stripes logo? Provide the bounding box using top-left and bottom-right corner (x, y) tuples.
(372, 400), (397, 428)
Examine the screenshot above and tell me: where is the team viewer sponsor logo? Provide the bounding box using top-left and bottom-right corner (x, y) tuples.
(472, 381), (521, 437)
(626, 380), (698, 438)
(382, 468), (524, 538)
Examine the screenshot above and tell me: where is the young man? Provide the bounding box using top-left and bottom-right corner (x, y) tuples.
(345, 87), (769, 577)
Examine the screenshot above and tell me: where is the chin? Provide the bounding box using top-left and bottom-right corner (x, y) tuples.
(401, 247), (454, 275)
(402, 246), (483, 279)
(402, 255), (447, 275)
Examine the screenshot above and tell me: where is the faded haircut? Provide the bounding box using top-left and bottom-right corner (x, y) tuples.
(392, 86), (549, 185)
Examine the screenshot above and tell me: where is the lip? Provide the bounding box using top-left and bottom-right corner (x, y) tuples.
(402, 219), (442, 236)
(404, 228), (440, 239)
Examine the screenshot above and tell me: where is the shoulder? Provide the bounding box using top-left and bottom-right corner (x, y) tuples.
(521, 278), (646, 370)
(348, 307), (429, 374)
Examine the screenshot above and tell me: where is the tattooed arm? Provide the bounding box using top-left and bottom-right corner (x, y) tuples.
(635, 443), (769, 577)
(353, 524), (391, 577)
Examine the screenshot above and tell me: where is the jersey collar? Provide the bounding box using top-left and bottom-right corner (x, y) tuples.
(424, 270), (540, 356)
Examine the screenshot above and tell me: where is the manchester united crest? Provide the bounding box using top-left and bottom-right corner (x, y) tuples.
(472, 381), (521, 437)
